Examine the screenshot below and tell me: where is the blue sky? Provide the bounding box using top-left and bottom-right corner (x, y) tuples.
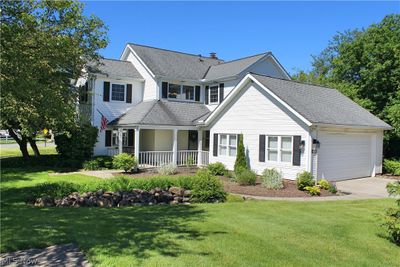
(83, 1), (399, 74)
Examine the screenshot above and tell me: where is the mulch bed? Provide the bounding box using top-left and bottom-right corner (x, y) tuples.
(112, 167), (199, 178)
(220, 176), (337, 198)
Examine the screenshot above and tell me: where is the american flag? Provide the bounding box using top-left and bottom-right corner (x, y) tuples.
(98, 110), (108, 131)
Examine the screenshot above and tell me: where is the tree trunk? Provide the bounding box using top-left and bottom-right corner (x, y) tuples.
(8, 128), (30, 160)
(28, 137), (41, 157)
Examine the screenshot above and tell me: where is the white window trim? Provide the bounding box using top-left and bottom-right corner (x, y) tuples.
(111, 83), (126, 102)
(112, 130), (129, 147)
(219, 134), (237, 157)
(266, 135), (293, 164)
(166, 82), (198, 102)
(209, 85), (219, 104)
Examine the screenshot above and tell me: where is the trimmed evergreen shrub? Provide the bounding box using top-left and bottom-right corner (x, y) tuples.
(234, 134), (247, 173)
(190, 169), (227, 203)
(93, 156), (113, 169)
(55, 124), (98, 160)
(261, 168), (283, 189)
(112, 153), (136, 172)
(207, 162), (227, 176)
(296, 171), (315, 190)
(383, 181), (400, 245)
(236, 169), (257, 185)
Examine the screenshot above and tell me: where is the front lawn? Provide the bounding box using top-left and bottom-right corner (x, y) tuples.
(1, 148), (399, 266)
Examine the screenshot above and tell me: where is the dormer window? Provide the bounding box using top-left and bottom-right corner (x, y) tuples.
(168, 83), (181, 99)
(209, 86), (219, 103)
(162, 82), (200, 101)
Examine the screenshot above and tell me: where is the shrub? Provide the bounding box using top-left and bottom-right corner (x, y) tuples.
(207, 162), (227, 176)
(382, 181), (400, 245)
(328, 184), (338, 194)
(157, 163), (177, 175)
(112, 153), (136, 172)
(296, 171), (315, 190)
(234, 134), (247, 173)
(83, 159), (100, 170)
(317, 179), (331, 190)
(236, 169), (257, 185)
(93, 156), (113, 169)
(261, 168), (283, 189)
(384, 159), (400, 175)
(55, 124), (98, 160)
(304, 185), (321, 196)
(190, 169), (227, 203)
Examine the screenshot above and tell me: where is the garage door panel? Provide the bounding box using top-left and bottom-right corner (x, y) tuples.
(318, 133), (372, 181)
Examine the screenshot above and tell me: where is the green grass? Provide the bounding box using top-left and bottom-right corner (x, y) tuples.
(0, 146), (57, 158)
(1, 147), (399, 266)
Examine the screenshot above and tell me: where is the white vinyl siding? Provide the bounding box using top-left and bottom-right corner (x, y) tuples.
(209, 82), (310, 179)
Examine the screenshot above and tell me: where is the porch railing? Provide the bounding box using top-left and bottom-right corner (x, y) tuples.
(177, 150), (198, 166)
(139, 151), (173, 167)
(107, 149), (210, 168)
(200, 150), (209, 166)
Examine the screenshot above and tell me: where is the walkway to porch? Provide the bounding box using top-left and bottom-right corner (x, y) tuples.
(106, 128), (210, 168)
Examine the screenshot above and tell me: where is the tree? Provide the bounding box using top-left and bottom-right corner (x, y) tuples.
(293, 14), (400, 157)
(234, 134), (247, 173)
(0, 0), (108, 159)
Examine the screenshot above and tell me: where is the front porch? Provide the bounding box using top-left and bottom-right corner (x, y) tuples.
(106, 128), (210, 168)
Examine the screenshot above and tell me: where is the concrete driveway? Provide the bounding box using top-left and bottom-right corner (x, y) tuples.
(335, 176), (395, 199)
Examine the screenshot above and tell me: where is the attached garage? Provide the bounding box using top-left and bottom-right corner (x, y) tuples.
(317, 132), (375, 181)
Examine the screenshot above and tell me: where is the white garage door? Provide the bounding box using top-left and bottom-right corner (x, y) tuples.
(318, 132), (373, 181)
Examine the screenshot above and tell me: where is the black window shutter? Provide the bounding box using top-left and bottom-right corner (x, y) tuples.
(162, 82), (168, 98)
(126, 84), (132, 103)
(195, 86), (200, 102)
(213, 133), (218, 156)
(103, 81), (110, 102)
(105, 130), (112, 147)
(205, 86), (209, 104)
(84, 81), (88, 102)
(293, 136), (301, 166)
(128, 129), (134, 146)
(259, 135), (265, 162)
(219, 83), (224, 103)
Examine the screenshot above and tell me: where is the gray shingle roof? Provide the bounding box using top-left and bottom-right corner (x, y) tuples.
(251, 73), (391, 128)
(128, 44), (223, 80)
(87, 58), (143, 79)
(203, 53), (269, 80)
(109, 99), (211, 126)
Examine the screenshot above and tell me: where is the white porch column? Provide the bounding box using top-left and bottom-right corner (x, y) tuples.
(197, 130), (203, 166)
(134, 128), (140, 159)
(118, 128), (123, 154)
(172, 129), (178, 165)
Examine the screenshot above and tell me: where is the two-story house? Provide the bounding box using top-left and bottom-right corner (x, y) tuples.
(79, 43), (391, 181)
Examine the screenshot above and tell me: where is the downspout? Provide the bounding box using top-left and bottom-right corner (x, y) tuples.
(314, 126), (319, 184)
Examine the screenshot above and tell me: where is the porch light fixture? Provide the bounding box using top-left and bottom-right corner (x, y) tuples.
(312, 139), (320, 153)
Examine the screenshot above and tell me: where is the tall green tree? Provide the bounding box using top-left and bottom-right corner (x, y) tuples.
(0, 0), (108, 159)
(293, 14), (400, 157)
(234, 134), (247, 173)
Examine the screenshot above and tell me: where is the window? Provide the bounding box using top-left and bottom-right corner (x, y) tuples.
(111, 84), (125, 101)
(267, 136), (293, 163)
(166, 83), (198, 101)
(219, 134), (237, 157)
(267, 136), (278, 161)
(112, 130), (128, 146)
(209, 85), (219, 103)
(183, 85), (195, 100)
(168, 83), (181, 99)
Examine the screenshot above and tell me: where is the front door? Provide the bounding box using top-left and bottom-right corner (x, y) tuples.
(188, 130), (198, 150)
